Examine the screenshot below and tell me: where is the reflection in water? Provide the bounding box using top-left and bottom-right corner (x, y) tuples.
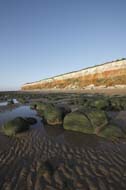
(0, 99), (19, 106)
(0, 102), (7, 106)
(0, 106), (38, 126)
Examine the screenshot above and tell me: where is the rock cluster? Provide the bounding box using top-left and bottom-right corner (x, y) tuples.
(32, 96), (126, 140)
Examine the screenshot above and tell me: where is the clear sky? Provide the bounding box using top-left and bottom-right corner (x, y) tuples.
(0, 0), (126, 90)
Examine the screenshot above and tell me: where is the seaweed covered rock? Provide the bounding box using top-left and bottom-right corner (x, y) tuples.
(98, 124), (126, 139)
(81, 97), (109, 110)
(121, 98), (126, 110)
(43, 104), (63, 125)
(110, 98), (122, 111)
(87, 110), (108, 134)
(79, 96), (126, 111)
(35, 102), (64, 125)
(109, 97), (126, 111)
(90, 99), (109, 110)
(63, 111), (93, 134)
(36, 102), (48, 112)
(2, 117), (30, 136)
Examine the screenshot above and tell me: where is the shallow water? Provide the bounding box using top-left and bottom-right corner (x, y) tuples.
(0, 99), (18, 106)
(0, 106), (38, 126)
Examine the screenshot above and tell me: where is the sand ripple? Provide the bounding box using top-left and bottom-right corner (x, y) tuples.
(0, 124), (126, 190)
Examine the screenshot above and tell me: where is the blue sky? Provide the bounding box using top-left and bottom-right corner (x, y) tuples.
(0, 0), (126, 90)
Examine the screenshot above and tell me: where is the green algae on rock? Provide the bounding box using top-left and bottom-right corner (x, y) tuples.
(98, 124), (126, 139)
(87, 110), (108, 134)
(63, 111), (93, 134)
(35, 102), (64, 125)
(43, 105), (63, 126)
(2, 117), (30, 136)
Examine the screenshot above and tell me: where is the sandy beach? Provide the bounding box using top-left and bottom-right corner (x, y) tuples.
(0, 104), (126, 190)
(0, 125), (126, 190)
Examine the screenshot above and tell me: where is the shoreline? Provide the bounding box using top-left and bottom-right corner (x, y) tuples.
(20, 87), (126, 95)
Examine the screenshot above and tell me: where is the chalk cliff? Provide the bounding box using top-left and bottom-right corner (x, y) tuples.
(22, 59), (126, 90)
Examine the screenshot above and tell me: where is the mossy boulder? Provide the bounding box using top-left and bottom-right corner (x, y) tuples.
(87, 110), (108, 134)
(43, 104), (63, 125)
(110, 98), (122, 111)
(91, 99), (109, 110)
(2, 117), (30, 136)
(35, 102), (64, 125)
(122, 98), (126, 110)
(99, 124), (126, 139)
(36, 102), (48, 111)
(63, 111), (93, 134)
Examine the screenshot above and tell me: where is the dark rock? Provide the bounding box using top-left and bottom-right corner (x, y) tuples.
(30, 104), (37, 109)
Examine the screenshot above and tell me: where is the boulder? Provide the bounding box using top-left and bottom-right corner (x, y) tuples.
(98, 124), (126, 139)
(91, 99), (109, 110)
(56, 104), (71, 118)
(109, 98), (122, 111)
(36, 102), (49, 111)
(87, 110), (108, 134)
(63, 111), (93, 134)
(2, 117), (30, 136)
(43, 104), (63, 125)
(35, 102), (68, 126)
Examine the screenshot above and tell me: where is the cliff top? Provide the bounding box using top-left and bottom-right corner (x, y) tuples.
(25, 58), (126, 85)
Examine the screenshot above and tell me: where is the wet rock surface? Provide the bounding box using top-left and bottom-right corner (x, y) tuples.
(63, 111), (93, 134)
(2, 117), (30, 136)
(35, 102), (66, 126)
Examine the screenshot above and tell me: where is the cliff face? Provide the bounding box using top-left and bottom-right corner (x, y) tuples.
(22, 59), (126, 90)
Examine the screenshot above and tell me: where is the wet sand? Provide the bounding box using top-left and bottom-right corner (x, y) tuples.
(0, 99), (126, 190)
(0, 107), (126, 189)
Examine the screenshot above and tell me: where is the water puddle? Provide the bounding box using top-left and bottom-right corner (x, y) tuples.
(0, 106), (39, 126)
(0, 99), (19, 106)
